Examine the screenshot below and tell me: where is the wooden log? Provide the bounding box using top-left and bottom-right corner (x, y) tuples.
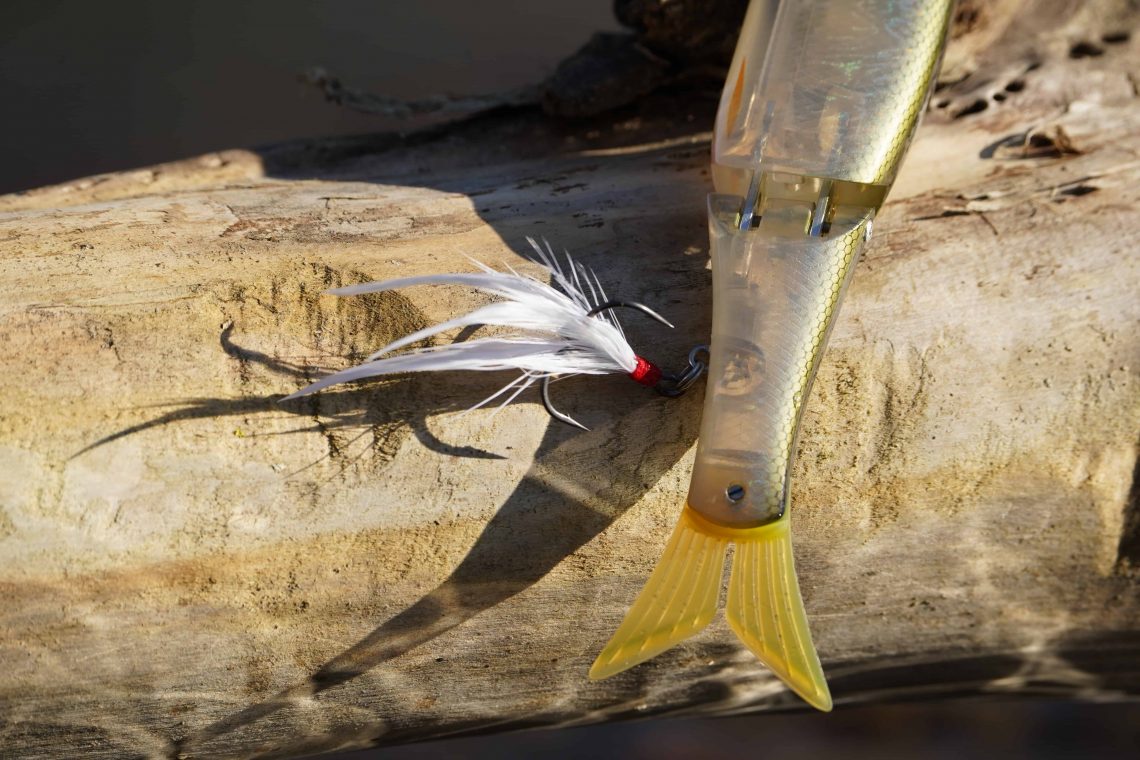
(1, 1), (1138, 757)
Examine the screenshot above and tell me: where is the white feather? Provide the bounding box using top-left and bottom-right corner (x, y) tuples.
(283, 239), (642, 408)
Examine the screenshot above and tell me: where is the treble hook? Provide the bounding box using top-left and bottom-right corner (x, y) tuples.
(541, 300), (708, 431)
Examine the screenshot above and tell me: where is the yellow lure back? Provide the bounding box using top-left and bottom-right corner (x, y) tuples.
(590, 0), (951, 710)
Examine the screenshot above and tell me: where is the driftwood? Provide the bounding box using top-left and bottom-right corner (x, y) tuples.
(1, 1), (1139, 757)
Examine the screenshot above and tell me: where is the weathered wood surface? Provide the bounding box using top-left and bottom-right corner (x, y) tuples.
(1, 1), (1139, 757)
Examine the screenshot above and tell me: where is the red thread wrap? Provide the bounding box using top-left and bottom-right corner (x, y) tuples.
(629, 356), (662, 387)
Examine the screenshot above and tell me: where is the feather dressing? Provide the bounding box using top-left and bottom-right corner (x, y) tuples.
(283, 239), (644, 408)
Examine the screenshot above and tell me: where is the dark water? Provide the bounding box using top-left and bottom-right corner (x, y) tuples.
(3, 2), (1137, 758)
(354, 700), (1139, 760)
(0, 0), (616, 194)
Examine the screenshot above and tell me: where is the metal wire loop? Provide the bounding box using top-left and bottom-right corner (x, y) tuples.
(655, 345), (709, 398)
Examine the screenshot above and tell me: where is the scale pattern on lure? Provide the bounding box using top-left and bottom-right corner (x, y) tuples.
(590, 0), (952, 710)
(286, 0), (952, 714)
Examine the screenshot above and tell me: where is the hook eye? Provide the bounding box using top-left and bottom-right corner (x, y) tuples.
(656, 345), (709, 398)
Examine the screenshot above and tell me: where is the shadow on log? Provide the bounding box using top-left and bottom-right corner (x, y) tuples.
(1, 1), (1139, 758)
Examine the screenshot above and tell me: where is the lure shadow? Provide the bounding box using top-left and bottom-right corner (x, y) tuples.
(177, 384), (705, 755)
(168, 96), (716, 752)
(74, 325), (511, 463)
(73, 385), (508, 465)
(308, 387), (705, 690)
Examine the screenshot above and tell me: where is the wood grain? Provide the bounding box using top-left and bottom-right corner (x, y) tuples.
(1, 1), (1138, 757)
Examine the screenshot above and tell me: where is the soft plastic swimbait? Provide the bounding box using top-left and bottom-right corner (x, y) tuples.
(588, 0), (952, 710)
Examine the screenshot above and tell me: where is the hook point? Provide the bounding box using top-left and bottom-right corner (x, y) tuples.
(542, 375), (590, 431)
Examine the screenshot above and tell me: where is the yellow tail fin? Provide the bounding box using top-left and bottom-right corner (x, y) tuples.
(726, 517), (832, 711)
(590, 507), (832, 712)
(589, 508), (729, 680)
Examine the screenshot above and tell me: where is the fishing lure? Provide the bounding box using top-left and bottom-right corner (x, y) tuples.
(288, 0), (951, 712)
(587, 0), (952, 710)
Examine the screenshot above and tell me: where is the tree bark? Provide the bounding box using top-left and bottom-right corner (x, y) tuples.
(1, 1), (1138, 758)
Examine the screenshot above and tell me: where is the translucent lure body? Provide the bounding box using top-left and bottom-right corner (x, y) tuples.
(590, 0), (952, 709)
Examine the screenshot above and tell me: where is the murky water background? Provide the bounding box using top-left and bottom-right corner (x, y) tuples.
(361, 701), (1137, 759)
(0, 0), (616, 194)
